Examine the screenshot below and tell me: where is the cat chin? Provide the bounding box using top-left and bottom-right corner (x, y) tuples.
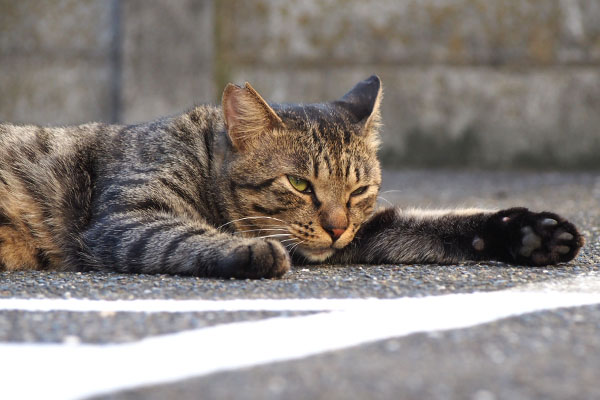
(296, 247), (336, 262)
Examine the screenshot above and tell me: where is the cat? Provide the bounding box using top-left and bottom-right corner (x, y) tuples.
(0, 75), (584, 278)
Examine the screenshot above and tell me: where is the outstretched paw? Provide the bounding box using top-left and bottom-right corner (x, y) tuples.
(491, 208), (584, 266)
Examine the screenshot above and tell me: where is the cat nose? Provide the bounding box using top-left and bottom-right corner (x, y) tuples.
(320, 206), (348, 242)
(323, 225), (347, 241)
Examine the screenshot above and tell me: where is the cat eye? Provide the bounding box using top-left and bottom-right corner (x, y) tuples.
(287, 175), (312, 193)
(351, 186), (368, 196)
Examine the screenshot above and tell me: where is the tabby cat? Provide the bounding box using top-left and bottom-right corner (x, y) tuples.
(0, 76), (584, 278)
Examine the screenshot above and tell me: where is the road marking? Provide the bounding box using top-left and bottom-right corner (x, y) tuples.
(2, 287), (600, 400)
(0, 290), (598, 314)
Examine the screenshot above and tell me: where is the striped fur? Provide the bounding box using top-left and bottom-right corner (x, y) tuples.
(0, 76), (583, 278)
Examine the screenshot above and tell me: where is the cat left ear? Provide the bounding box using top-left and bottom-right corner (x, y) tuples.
(336, 75), (383, 135)
(222, 82), (284, 151)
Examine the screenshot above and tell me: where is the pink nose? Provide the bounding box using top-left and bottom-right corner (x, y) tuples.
(327, 228), (346, 241)
(320, 206), (348, 242)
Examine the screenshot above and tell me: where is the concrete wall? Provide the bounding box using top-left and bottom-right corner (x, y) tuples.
(1, 0), (599, 168)
(0, 0), (215, 125)
(0, 1), (114, 125)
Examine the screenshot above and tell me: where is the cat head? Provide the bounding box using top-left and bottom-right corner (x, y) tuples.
(221, 75), (382, 262)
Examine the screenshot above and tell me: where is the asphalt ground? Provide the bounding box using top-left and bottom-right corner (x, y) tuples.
(1, 169), (599, 400)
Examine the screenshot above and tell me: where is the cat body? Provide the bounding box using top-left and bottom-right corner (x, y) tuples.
(0, 76), (584, 278)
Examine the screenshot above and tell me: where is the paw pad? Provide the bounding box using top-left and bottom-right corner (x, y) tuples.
(494, 208), (584, 265)
(556, 245), (570, 255)
(519, 226), (541, 257)
(541, 218), (558, 227)
(556, 232), (573, 240)
(472, 236), (485, 251)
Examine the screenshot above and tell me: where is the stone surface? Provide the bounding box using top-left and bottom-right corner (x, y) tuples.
(219, 0), (600, 66)
(0, 310), (312, 344)
(0, 0), (113, 125)
(0, 57), (113, 126)
(121, 0), (215, 123)
(376, 66), (600, 168)
(0, 0), (112, 55)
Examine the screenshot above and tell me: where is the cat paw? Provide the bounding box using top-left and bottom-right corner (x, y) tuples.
(223, 239), (291, 279)
(490, 208), (584, 266)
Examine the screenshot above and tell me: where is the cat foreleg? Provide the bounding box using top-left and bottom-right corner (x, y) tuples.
(81, 212), (290, 278)
(338, 207), (583, 266)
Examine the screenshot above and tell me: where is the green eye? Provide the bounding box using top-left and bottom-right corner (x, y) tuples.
(288, 175), (311, 193)
(351, 186), (368, 196)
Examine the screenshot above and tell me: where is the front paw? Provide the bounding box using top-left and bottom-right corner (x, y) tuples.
(489, 208), (584, 266)
(222, 239), (291, 279)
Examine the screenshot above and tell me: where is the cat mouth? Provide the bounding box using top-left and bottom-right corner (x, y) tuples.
(295, 245), (336, 262)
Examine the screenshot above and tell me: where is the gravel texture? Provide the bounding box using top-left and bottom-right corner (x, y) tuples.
(0, 310), (314, 344)
(1, 263), (598, 301)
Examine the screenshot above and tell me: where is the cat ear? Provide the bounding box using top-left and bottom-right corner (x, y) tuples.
(336, 75), (383, 135)
(222, 82), (284, 150)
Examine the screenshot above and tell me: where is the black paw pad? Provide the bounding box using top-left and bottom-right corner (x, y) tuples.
(489, 208), (584, 266)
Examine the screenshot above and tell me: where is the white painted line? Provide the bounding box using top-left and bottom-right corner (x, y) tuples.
(0, 290), (598, 314)
(2, 289), (600, 400)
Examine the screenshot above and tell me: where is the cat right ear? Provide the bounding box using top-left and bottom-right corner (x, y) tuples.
(336, 75), (383, 136)
(222, 82), (284, 151)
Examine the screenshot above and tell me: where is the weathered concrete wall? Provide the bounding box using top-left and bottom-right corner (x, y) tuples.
(219, 0), (600, 168)
(0, 0), (114, 125)
(121, 0), (214, 123)
(1, 0), (599, 168)
(219, 0), (600, 66)
(0, 0), (214, 125)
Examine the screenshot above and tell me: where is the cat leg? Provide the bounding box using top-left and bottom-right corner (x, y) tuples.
(336, 207), (583, 266)
(80, 211), (290, 278)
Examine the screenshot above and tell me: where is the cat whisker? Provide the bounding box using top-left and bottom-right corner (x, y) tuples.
(233, 228), (290, 235)
(217, 216), (288, 230)
(280, 238), (299, 244)
(381, 189), (403, 194)
(256, 233), (293, 240)
(287, 240), (303, 249)
(289, 240), (305, 257)
(377, 196), (393, 206)
(235, 224), (287, 229)
(284, 240), (301, 250)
